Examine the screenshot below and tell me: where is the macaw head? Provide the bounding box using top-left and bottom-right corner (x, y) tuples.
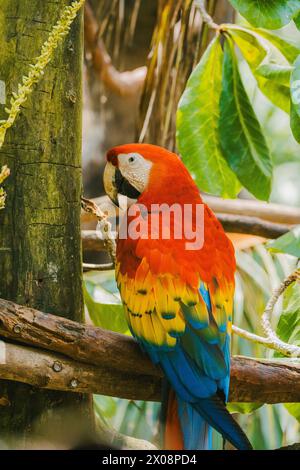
(103, 143), (197, 206)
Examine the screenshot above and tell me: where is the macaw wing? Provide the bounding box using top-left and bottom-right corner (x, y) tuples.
(116, 220), (253, 450)
(116, 238), (233, 400)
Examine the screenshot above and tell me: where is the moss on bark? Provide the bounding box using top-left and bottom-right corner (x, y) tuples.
(0, 0), (93, 446)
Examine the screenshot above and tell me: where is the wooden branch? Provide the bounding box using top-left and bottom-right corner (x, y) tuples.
(217, 213), (291, 239)
(0, 340), (160, 402)
(204, 195), (300, 226)
(81, 219), (291, 254)
(229, 356), (300, 403)
(80, 196), (295, 243)
(0, 298), (159, 377)
(81, 195), (300, 227)
(82, 229), (106, 252)
(84, 3), (146, 97)
(1, 299), (300, 403)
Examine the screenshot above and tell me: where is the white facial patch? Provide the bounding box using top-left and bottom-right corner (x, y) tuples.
(117, 152), (152, 193)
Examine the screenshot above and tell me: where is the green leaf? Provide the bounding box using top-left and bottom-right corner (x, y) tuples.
(284, 403), (300, 421)
(176, 37), (240, 198)
(227, 402), (262, 414)
(290, 54), (300, 141)
(249, 28), (300, 64)
(219, 38), (272, 201)
(276, 282), (300, 347)
(267, 225), (300, 257)
(83, 270), (129, 334)
(290, 99), (300, 142)
(256, 63), (293, 87)
(94, 395), (117, 420)
(229, 0), (300, 29)
(291, 55), (300, 114)
(228, 27), (290, 112)
(294, 10), (300, 29)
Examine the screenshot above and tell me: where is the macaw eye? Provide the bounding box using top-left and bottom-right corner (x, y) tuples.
(128, 156), (135, 163)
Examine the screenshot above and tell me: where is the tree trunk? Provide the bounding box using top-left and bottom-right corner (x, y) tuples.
(0, 0), (93, 448)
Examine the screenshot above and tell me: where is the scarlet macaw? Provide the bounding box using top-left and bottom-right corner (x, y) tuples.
(103, 143), (252, 450)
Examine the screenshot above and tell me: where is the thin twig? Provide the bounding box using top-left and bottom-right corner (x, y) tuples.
(83, 262), (114, 272)
(81, 197), (116, 265)
(233, 269), (300, 357)
(195, 0), (220, 31)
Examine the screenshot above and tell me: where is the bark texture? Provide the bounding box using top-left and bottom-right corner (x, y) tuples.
(0, 0), (93, 445)
(1, 298), (300, 404)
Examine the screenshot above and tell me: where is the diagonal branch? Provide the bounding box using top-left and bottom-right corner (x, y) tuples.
(233, 269), (300, 357)
(1, 298), (300, 403)
(84, 2), (147, 97)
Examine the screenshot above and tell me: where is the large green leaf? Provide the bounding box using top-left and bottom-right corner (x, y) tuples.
(83, 270), (129, 334)
(256, 63), (292, 87)
(290, 99), (300, 142)
(219, 38), (272, 201)
(176, 37), (240, 198)
(267, 225), (300, 257)
(249, 28), (300, 64)
(284, 403), (300, 422)
(229, 0), (300, 29)
(290, 54), (300, 142)
(228, 27), (290, 112)
(294, 10), (300, 29)
(276, 282), (300, 347)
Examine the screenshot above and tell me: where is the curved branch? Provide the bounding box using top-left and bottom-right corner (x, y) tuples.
(84, 3), (146, 97)
(81, 196), (297, 238)
(1, 299), (300, 403)
(195, 0), (220, 30)
(0, 299), (300, 403)
(217, 213), (291, 239)
(81, 197), (116, 264)
(233, 269), (300, 357)
(204, 195), (300, 225)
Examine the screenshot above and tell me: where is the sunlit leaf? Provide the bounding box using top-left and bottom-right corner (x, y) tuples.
(290, 54), (300, 141)
(176, 37), (240, 198)
(236, 251), (271, 295)
(284, 403), (300, 422)
(294, 10), (300, 29)
(290, 99), (300, 142)
(256, 63), (293, 87)
(83, 271), (129, 334)
(276, 282), (300, 347)
(228, 27), (290, 112)
(227, 402), (262, 414)
(229, 0), (300, 29)
(94, 395), (117, 420)
(267, 225), (300, 257)
(219, 38), (272, 201)
(249, 28), (300, 64)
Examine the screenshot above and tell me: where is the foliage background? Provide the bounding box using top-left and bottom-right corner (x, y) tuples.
(82, 0), (300, 450)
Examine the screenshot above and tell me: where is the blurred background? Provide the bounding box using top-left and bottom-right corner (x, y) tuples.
(81, 0), (300, 450)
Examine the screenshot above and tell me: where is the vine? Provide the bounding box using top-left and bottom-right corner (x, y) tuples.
(0, 165), (10, 210)
(0, 0), (86, 149)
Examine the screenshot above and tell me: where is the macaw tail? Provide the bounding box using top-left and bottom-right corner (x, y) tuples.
(162, 388), (252, 450)
(162, 389), (212, 450)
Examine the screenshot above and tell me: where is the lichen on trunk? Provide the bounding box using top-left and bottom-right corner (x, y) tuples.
(0, 0), (93, 447)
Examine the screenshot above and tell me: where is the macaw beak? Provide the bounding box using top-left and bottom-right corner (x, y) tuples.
(103, 161), (119, 207)
(103, 161), (141, 207)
